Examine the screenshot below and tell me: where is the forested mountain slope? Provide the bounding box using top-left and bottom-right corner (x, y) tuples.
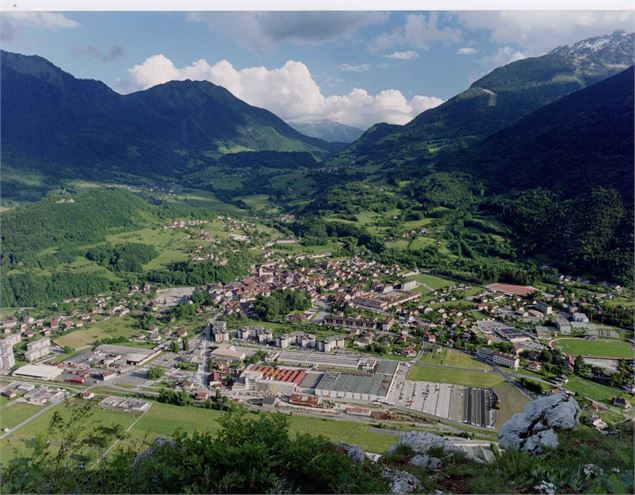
(1, 51), (337, 179)
(337, 31), (634, 171)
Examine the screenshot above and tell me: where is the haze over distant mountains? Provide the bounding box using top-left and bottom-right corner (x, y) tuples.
(289, 121), (365, 143)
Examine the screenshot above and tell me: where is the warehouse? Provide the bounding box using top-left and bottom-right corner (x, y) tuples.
(13, 364), (63, 381)
(272, 350), (376, 371)
(313, 360), (398, 402)
(314, 371), (394, 402)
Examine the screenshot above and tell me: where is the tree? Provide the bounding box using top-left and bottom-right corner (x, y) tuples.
(182, 338), (189, 352)
(147, 367), (165, 380)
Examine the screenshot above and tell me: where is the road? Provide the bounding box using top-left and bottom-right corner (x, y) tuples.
(89, 404), (152, 468)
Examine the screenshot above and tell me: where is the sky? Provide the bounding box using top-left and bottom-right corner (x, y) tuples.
(1, 11), (633, 129)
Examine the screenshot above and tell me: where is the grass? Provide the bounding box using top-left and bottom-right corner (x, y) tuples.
(406, 273), (454, 291)
(492, 382), (529, 427)
(0, 401), (44, 430)
(105, 227), (192, 271)
(407, 366), (503, 387)
(552, 338), (633, 359)
(237, 195), (277, 212)
(54, 316), (142, 349)
(1, 400), (139, 458)
(1, 400), (403, 462)
(419, 348), (490, 370)
(564, 375), (630, 403)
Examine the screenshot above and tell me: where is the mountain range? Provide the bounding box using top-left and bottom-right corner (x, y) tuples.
(444, 65), (634, 201)
(336, 31), (634, 171)
(1, 50), (339, 179)
(0, 32), (633, 284)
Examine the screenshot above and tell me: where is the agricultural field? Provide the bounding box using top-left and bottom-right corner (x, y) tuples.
(53, 316), (143, 349)
(552, 338), (633, 358)
(419, 348), (491, 370)
(407, 366), (504, 388)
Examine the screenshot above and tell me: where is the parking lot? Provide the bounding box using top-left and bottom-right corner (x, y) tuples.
(392, 379), (495, 427)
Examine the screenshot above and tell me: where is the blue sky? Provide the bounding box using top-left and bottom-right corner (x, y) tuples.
(1, 11), (633, 128)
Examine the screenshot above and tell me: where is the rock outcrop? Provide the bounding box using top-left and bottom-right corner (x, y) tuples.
(386, 431), (482, 463)
(381, 466), (422, 494)
(335, 441), (366, 463)
(411, 454), (442, 469)
(498, 392), (580, 453)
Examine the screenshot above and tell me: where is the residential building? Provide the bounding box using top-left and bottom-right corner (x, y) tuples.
(493, 352), (520, 369)
(24, 338), (51, 362)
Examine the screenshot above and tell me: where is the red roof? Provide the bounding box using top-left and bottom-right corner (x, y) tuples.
(289, 393), (321, 407)
(487, 283), (536, 297)
(249, 365), (306, 385)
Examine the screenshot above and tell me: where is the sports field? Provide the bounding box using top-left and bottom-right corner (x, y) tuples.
(407, 366), (503, 387)
(553, 338), (633, 358)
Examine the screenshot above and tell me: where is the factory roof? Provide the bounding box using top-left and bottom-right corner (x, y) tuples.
(13, 364), (63, 380)
(315, 371), (393, 398)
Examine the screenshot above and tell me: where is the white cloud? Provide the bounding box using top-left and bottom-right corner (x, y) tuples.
(124, 55), (443, 129)
(338, 63), (372, 72)
(455, 11), (635, 55)
(371, 13), (462, 52)
(457, 47), (476, 55)
(4, 12), (78, 29)
(386, 50), (420, 60)
(186, 12), (387, 53)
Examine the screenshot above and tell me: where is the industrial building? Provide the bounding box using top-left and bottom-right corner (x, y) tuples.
(272, 350), (377, 371)
(314, 361), (398, 402)
(100, 395), (151, 412)
(352, 291), (419, 311)
(210, 345), (246, 363)
(243, 365), (308, 395)
(394, 380), (496, 427)
(13, 364), (63, 381)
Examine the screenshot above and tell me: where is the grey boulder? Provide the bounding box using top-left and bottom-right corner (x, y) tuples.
(498, 392), (580, 453)
(381, 466), (422, 494)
